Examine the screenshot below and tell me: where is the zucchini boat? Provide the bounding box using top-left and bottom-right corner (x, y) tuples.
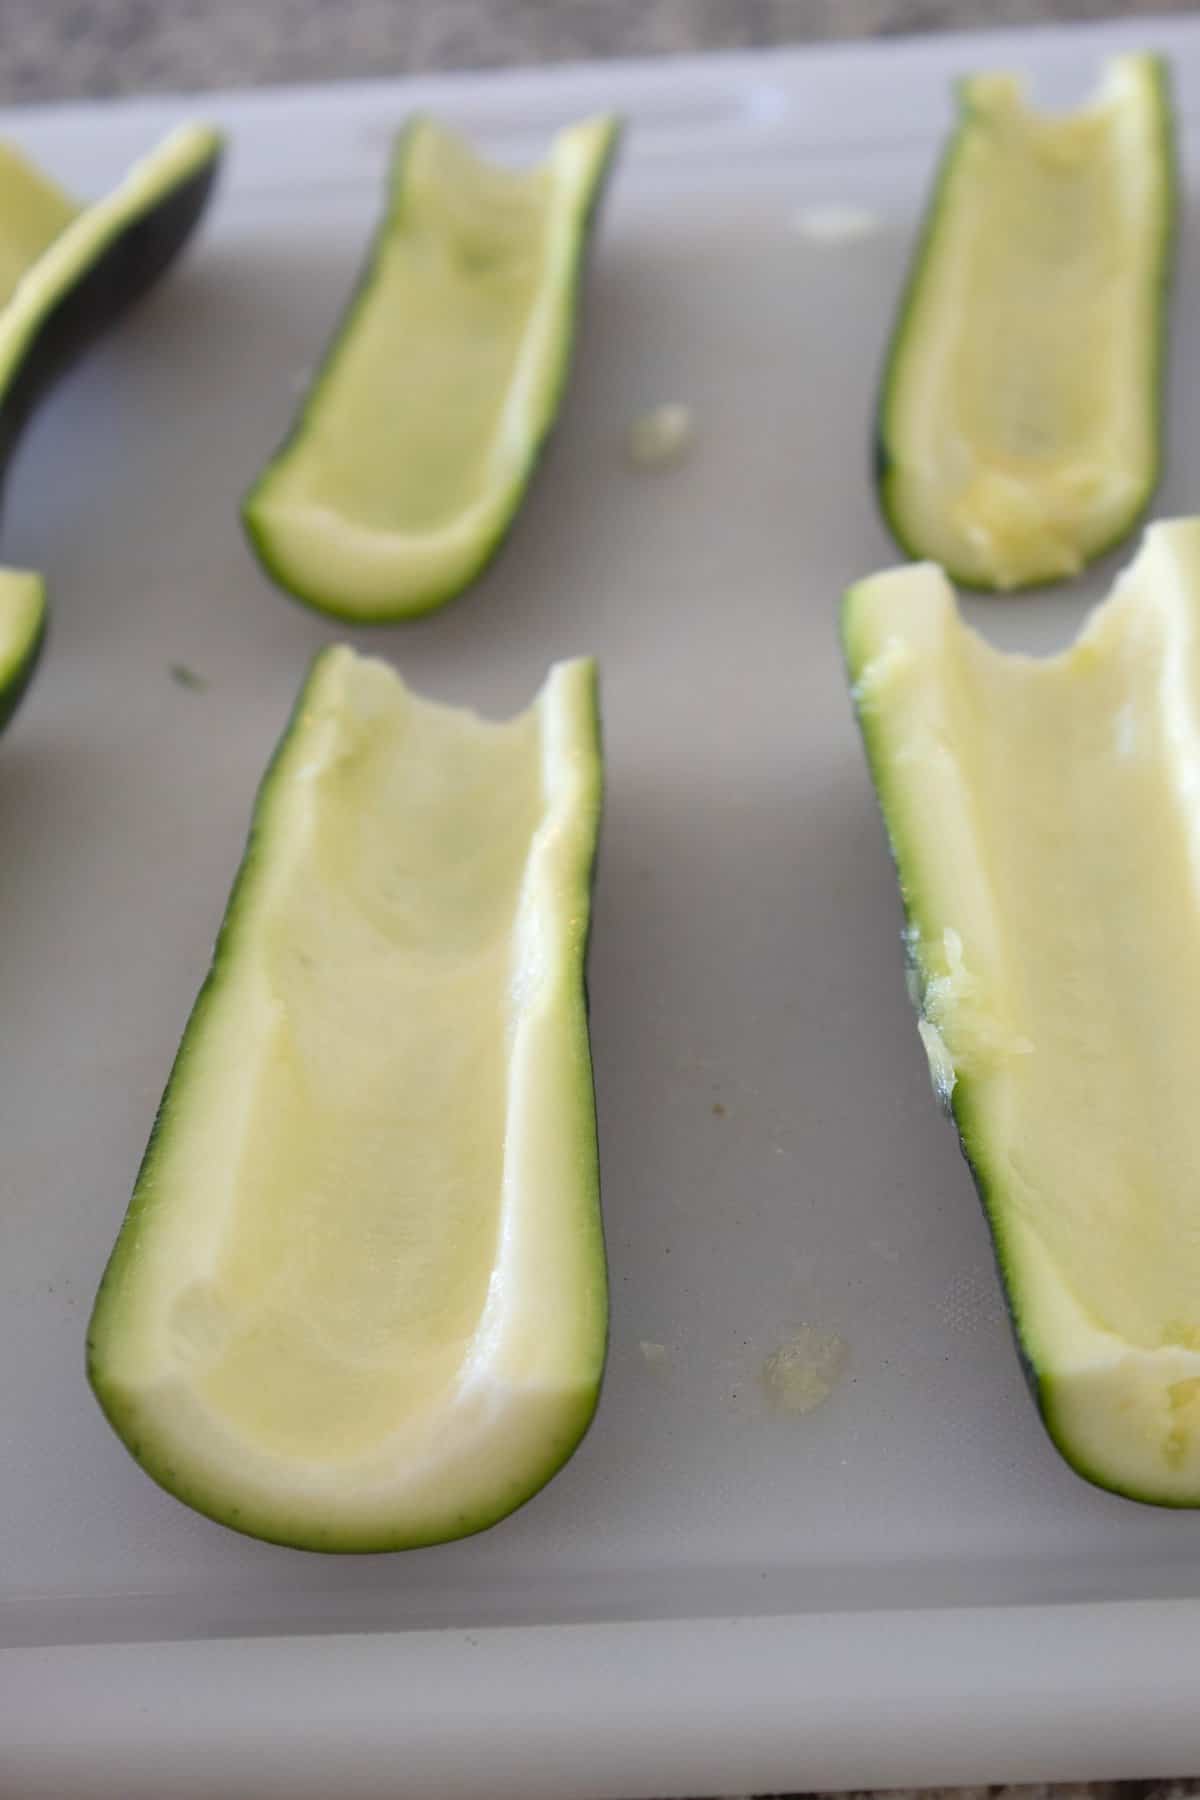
(0, 124), (220, 732)
(876, 53), (1173, 591)
(243, 114), (619, 621)
(0, 567), (45, 731)
(88, 650), (606, 1551)
(0, 123), (223, 507)
(844, 519), (1200, 1505)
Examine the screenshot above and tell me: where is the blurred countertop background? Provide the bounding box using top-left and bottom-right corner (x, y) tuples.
(0, 0), (1195, 103)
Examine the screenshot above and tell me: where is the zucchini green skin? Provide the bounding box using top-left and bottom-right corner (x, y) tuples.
(87, 654), (607, 1552)
(241, 118), (621, 623)
(0, 135), (223, 523)
(871, 79), (968, 546)
(874, 57), (1176, 593)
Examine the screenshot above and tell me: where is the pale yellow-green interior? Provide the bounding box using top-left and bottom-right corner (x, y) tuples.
(888, 54), (1165, 588)
(0, 143), (77, 307)
(847, 520), (1200, 1496)
(0, 569), (43, 685)
(194, 680), (543, 1458)
(266, 118), (600, 539)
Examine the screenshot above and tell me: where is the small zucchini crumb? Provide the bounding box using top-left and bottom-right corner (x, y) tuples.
(169, 663), (208, 692)
(762, 1326), (847, 1414)
(627, 403), (693, 469)
(792, 204), (880, 243)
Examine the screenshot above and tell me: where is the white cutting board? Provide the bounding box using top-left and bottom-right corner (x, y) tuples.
(2, 15), (1199, 1796)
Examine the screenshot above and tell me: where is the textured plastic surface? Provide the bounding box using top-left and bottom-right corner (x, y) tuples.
(2, 15), (1200, 1794)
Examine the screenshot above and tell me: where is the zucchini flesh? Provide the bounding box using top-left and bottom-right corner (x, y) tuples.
(844, 519), (1200, 1505)
(877, 53), (1173, 591)
(243, 114), (619, 622)
(0, 568), (45, 731)
(88, 651), (606, 1551)
(0, 145), (77, 306)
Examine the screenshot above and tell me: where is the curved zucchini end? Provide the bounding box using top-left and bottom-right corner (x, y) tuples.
(239, 492), (516, 625)
(982, 1169), (1200, 1508)
(86, 1343), (605, 1552)
(0, 569), (46, 734)
(1037, 1357), (1200, 1509)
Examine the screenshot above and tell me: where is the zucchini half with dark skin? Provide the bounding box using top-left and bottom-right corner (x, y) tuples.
(0, 124), (223, 504)
(0, 125), (221, 731)
(242, 114), (620, 623)
(843, 521), (1200, 1506)
(875, 53), (1173, 592)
